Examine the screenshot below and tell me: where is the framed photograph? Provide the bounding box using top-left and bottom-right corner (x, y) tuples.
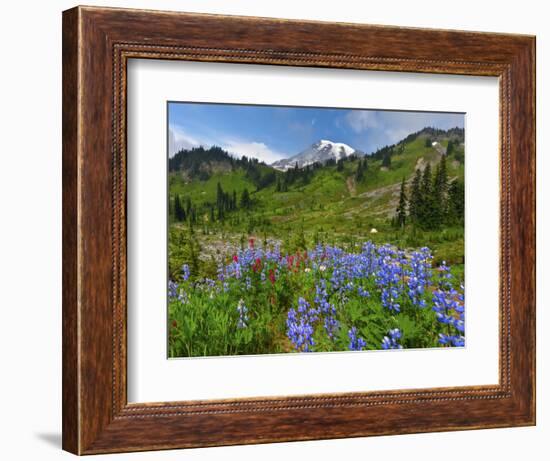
(62, 6), (535, 455)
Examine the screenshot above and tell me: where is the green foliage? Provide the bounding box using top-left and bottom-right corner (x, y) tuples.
(168, 227), (202, 280)
(240, 188), (251, 209)
(168, 127), (465, 276)
(168, 242), (464, 357)
(395, 177), (407, 228)
(355, 159), (365, 181)
(174, 194), (185, 221)
(382, 152), (391, 168)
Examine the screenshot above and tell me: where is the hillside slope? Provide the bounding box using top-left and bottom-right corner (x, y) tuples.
(168, 127), (465, 273)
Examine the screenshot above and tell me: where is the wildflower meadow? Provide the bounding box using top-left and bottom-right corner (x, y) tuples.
(167, 104), (465, 358)
(168, 239), (465, 357)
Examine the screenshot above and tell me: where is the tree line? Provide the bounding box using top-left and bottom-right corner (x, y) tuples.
(372, 126), (464, 165)
(169, 146), (276, 191)
(172, 182), (253, 225)
(394, 155), (464, 230)
(274, 155), (368, 192)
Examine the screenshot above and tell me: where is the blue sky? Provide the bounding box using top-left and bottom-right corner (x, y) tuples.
(168, 102), (464, 163)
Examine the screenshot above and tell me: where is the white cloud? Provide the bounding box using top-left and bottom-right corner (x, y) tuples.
(345, 110), (379, 133)
(169, 124), (287, 163)
(222, 140), (286, 164)
(168, 125), (200, 156)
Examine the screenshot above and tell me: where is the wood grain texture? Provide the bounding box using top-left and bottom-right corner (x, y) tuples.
(62, 5), (536, 455)
(62, 7), (79, 454)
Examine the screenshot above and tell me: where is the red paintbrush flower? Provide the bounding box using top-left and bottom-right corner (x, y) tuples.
(268, 269), (276, 285)
(232, 255), (238, 263)
(252, 257), (262, 272)
(288, 255), (294, 268)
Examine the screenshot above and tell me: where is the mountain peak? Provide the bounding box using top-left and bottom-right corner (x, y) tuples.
(271, 139), (362, 171)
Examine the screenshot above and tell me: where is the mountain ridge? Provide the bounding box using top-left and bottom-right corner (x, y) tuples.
(271, 139), (363, 171)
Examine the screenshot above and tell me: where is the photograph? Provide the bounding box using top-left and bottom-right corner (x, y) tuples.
(52, 4), (536, 455)
(167, 102), (466, 358)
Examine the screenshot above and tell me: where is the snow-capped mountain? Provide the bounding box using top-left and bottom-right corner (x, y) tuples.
(271, 139), (363, 171)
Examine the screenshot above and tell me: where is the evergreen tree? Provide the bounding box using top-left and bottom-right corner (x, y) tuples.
(433, 155), (449, 226)
(216, 182), (224, 220)
(398, 143), (405, 154)
(434, 154), (448, 195)
(408, 168), (423, 224)
(336, 160), (344, 172)
(281, 177), (288, 192)
(421, 163), (432, 196)
(185, 197), (192, 217)
(448, 179), (465, 224)
(355, 160), (364, 182)
(425, 138), (432, 148)
(174, 195), (185, 221)
(395, 177), (407, 228)
(382, 152), (391, 168)
(419, 163), (434, 228)
(240, 188), (251, 209)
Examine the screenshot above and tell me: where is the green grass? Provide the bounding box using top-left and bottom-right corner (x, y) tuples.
(169, 134), (465, 276)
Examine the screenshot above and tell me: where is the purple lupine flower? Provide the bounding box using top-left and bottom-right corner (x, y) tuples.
(181, 264), (190, 281)
(432, 281), (465, 347)
(375, 246), (404, 313)
(286, 297), (318, 352)
(314, 279), (339, 339)
(236, 299), (248, 328)
(348, 327), (367, 351)
(406, 247), (432, 308)
(381, 328), (403, 350)
(168, 280), (179, 299)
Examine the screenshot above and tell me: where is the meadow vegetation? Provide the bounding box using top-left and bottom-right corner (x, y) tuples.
(167, 127), (466, 357)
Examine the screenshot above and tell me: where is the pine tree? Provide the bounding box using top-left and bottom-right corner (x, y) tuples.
(336, 160), (344, 172)
(281, 177), (288, 192)
(240, 188), (251, 209)
(185, 197), (192, 217)
(174, 195), (185, 221)
(434, 154), (448, 196)
(216, 182), (224, 220)
(420, 163), (434, 228)
(382, 152), (391, 168)
(408, 168), (423, 224)
(355, 160), (364, 182)
(433, 155), (449, 226)
(398, 143), (405, 154)
(448, 179), (465, 224)
(396, 177), (407, 228)
(421, 163), (432, 195)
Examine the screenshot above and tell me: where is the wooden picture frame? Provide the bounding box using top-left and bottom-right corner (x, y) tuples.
(62, 5), (536, 455)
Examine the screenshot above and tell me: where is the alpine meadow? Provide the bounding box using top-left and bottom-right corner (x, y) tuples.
(167, 103), (465, 358)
